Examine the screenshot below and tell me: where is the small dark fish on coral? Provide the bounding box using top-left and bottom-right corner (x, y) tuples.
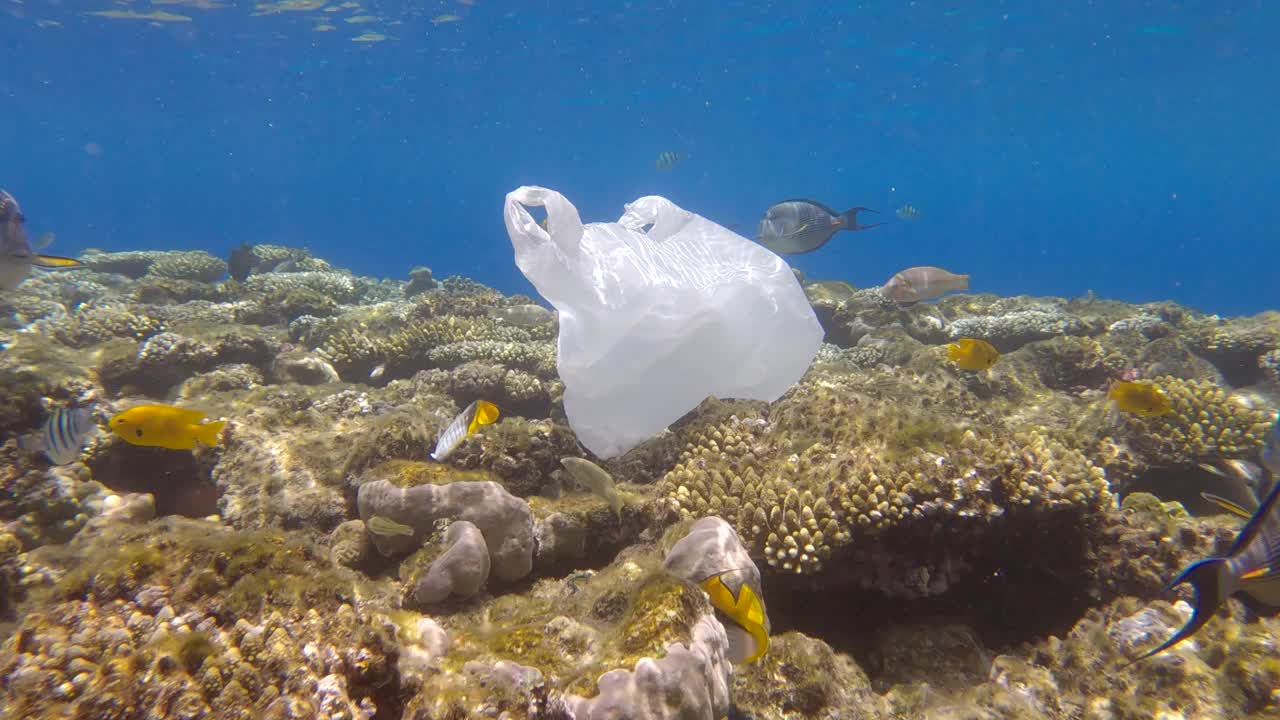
(1107, 381), (1172, 417)
(0, 189), (81, 290)
(947, 338), (999, 371)
(228, 242), (255, 282)
(1129, 477), (1280, 663)
(757, 199), (881, 255)
(655, 150), (685, 171)
(18, 407), (97, 465)
(881, 265), (969, 304)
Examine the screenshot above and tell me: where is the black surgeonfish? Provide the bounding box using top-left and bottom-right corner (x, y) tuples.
(1129, 479), (1280, 663)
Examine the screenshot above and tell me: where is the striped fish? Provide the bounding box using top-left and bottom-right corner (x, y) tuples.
(18, 407), (96, 465)
(1129, 476), (1280, 664)
(430, 400), (500, 462)
(655, 150), (684, 171)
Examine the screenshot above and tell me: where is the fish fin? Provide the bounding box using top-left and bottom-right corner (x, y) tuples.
(840, 207), (882, 231)
(32, 232), (54, 251)
(195, 420), (227, 447)
(1199, 491), (1256, 519)
(1241, 572), (1280, 607)
(167, 406), (209, 422)
(1125, 558), (1229, 665)
(31, 254), (81, 269)
(15, 432), (42, 453)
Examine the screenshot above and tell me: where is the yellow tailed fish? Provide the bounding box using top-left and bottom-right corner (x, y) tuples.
(1200, 491), (1255, 519)
(699, 574), (769, 664)
(430, 399), (499, 461)
(1128, 479), (1280, 664)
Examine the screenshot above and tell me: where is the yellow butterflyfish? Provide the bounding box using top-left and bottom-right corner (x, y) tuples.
(1108, 381), (1172, 417)
(699, 574), (769, 664)
(946, 337), (1000, 371)
(431, 399), (500, 461)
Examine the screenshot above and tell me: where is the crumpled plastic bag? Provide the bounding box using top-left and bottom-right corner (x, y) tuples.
(503, 186), (823, 458)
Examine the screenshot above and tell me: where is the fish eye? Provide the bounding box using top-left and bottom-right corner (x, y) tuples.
(135, 429), (143, 438)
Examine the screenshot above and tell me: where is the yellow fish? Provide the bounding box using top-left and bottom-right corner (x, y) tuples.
(109, 405), (226, 450)
(699, 574), (769, 663)
(946, 338), (1000, 371)
(1108, 381), (1172, 417)
(431, 399), (500, 461)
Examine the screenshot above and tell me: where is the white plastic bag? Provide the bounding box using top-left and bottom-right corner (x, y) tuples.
(504, 186), (823, 458)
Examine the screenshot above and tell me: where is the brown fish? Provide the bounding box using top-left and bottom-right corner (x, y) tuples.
(882, 266), (969, 304)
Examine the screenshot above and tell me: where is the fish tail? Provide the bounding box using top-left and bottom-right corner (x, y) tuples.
(196, 420), (227, 447)
(841, 207), (882, 231)
(956, 274), (971, 290)
(1125, 558), (1229, 665)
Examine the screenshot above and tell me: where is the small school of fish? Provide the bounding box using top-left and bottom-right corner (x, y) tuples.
(431, 399), (500, 461)
(655, 150), (685, 171)
(896, 203), (922, 221)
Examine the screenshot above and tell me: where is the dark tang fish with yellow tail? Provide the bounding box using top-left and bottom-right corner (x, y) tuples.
(0, 189), (81, 290)
(757, 199), (882, 255)
(1129, 475), (1280, 663)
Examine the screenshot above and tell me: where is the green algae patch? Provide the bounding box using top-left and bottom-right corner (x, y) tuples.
(361, 459), (501, 489)
(49, 517), (356, 621)
(437, 565), (708, 700)
(56, 541), (166, 601)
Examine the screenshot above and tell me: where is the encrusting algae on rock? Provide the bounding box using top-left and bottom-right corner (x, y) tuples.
(2, 244), (1280, 718)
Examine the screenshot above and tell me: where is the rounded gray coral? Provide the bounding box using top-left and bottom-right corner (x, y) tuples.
(356, 478), (534, 582)
(412, 520), (490, 605)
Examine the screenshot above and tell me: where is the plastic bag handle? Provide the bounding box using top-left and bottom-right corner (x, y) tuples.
(504, 186), (584, 258)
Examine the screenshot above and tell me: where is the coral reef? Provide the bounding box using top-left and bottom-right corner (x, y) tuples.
(4, 245), (1280, 719)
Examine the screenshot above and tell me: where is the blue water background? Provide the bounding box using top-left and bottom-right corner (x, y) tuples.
(2, 1), (1277, 315)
